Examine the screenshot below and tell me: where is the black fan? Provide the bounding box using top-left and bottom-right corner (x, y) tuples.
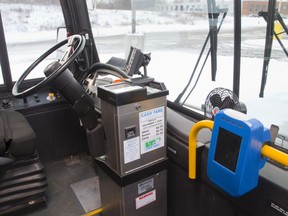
(204, 87), (239, 119)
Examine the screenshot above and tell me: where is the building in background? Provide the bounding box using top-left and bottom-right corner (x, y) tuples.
(155, 0), (232, 14)
(155, 0), (288, 16)
(243, 0), (288, 16)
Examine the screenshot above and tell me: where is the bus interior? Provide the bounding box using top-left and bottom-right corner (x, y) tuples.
(0, 0), (287, 215)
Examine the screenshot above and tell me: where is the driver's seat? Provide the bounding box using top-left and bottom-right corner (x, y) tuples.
(0, 110), (48, 215)
(0, 110), (36, 165)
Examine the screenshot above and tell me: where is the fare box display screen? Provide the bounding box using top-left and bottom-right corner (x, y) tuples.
(214, 127), (242, 172)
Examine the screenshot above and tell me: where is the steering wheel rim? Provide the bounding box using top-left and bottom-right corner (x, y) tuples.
(12, 34), (86, 98)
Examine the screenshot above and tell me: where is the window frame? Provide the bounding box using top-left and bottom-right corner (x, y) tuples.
(0, 11), (13, 92)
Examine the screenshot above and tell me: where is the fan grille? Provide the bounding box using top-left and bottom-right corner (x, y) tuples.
(204, 87), (239, 119)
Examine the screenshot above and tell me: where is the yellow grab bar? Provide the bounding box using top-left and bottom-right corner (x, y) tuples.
(188, 120), (214, 179)
(188, 120), (288, 180)
(262, 145), (288, 167)
(82, 208), (103, 216)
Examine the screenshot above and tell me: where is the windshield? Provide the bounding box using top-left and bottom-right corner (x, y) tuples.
(1, 0), (287, 149)
(1, 1), (64, 81)
(90, 0), (288, 148)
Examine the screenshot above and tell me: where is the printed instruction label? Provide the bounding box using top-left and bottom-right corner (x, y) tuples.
(139, 106), (165, 154)
(135, 189), (156, 209)
(138, 178), (154, 194)
(123, 136), (140, 164)
(267, 200), (288, 216)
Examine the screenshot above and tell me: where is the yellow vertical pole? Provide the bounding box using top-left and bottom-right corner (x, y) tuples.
(188, 120), (214, 179)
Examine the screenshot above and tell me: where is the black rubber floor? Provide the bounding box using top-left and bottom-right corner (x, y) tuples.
(23, 153), (99, 216)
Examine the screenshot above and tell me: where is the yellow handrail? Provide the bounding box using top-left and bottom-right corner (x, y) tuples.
(262, 145), (288, 167)
(188, 120), (214, 179)
(188, 120), (288, 180)
(82, 208), (103, 216)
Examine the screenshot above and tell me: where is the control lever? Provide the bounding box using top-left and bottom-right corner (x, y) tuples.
(23, 97), (27, 104)
(59, 35), (78, 64)
(270, 124), (279, 144)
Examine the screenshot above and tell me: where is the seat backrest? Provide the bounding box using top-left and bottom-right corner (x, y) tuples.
(0, 110), (36, 160)
(0, 111), (14, 166)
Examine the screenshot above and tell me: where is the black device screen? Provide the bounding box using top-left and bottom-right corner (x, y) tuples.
(214, 127), (242, 172)
(125, 47), (144, 76)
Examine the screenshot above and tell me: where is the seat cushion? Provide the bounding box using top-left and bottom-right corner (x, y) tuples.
(1, 110), (36, 158)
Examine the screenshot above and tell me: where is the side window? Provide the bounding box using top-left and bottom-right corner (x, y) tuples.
(1, 1), (65, 82)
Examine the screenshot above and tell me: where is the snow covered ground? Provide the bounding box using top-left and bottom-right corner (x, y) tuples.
(1, 3), (274, 43)
(1, 3), (288, 142)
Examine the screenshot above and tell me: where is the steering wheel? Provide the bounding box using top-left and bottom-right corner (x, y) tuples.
(12, 34), (86, 98)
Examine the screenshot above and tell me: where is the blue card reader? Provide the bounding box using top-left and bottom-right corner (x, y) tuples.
(207, 109), (271, 197)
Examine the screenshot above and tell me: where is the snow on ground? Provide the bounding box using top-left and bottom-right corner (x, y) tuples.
(1, 3), (274, 43)
(146, 51), (288, 135)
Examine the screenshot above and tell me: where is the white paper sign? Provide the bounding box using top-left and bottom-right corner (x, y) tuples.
(123, 136), (140, 164)
(139, 106), (165, 154)
(135, 190), (156, 209)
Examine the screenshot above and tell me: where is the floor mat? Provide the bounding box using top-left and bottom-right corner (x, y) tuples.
(71, 176), (102, 213)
